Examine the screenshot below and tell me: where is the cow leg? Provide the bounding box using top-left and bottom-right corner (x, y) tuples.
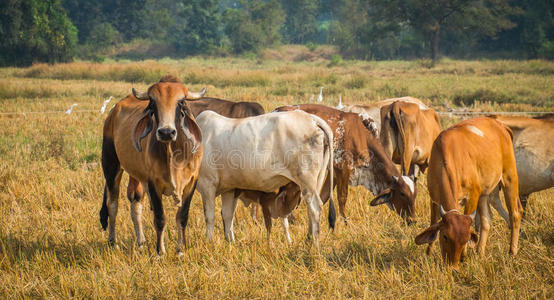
(198, 183), (216, 240)
(520, 194), (529, 219)
(127, 177), (146, 249)
(147, 181), (166, 255)
(100, 136), (123, 246)
(426, 200), (440, 256)
(490, 186), (510, 228)
(303, 189), (322, 245)
(105, 172), (122, 246)
(476, 196), (491, 256)
(250, 202), (259, 222)
(221, 191), (238, 242)
(282, 217), (292, 244)
(335, 168), (350, 224)
(501, 170), (522, 256)
(261, 203), (272, 244)
(176, 180), (197, 256)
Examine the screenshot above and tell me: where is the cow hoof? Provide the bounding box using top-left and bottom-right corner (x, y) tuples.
(177, 251), (185, 258)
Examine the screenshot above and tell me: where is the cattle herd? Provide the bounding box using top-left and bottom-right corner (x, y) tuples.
(99, 75), (553, 269)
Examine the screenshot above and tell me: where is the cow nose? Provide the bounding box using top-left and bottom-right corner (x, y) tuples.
(157, 128), (176, 141)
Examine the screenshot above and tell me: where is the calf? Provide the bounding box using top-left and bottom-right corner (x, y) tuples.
(195, 110), (335, 244)
(415, 117), (522, 268)
(236, 182), (301, 243)
(275, 104), (416, 224)
(100, 75), (206, 255)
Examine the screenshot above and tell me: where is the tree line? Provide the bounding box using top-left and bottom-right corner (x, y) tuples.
(1, 0), (552, 66)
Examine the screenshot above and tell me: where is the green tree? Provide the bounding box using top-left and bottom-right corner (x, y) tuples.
(0, 0), (77, 66)
(223, 0), (285, 53)
(173, 0), (222, 55)
(376, 0), (520, 62)
(281, 0), (319, 44)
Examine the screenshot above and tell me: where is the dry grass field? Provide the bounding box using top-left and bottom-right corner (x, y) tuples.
(0, 58), (552, 298)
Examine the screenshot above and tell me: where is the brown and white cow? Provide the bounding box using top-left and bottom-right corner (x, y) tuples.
(380, 101), (442, 178)
(275, 104), (417, 224)
(195, 110), (335, 244)
(100, 75), (206, 255)
(415, 117), (522, 268)
(486, 114), (554, 221)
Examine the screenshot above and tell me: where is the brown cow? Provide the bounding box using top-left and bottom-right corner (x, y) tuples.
(186, 97), (265, 118)
(128, 96), (266, 219)
(415, 117), (522, 268)
(275, 104), (416, 224)
(236, 182), (301, 243)
(380, 101), (442, 178)
(100, 75), (205, 255)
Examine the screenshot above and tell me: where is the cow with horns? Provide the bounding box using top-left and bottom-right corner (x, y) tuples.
(415, 117), (522, 268)
(100, 75), (206, 255)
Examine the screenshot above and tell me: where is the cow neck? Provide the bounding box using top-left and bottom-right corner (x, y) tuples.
(367, 140), (396, 195)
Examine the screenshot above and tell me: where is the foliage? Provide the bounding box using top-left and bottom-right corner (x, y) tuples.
(0, 0), (78, 66)
(223, 0), (285, 53)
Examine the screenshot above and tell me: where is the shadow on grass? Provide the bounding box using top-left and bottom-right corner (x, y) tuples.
(0, 231), (126, 267)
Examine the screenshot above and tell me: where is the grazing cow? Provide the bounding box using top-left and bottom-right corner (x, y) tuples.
(127, 97), (266, 219)
(236, 182), (301, 243)
(342, 97), (428, 132)
(486, 114), (554, 221)
(415, 117), (522, 268)
(99, 75), (206, 255)
(195, 110), (335, 244)
(275, 104), (416, 224)
(380, 101), (442, 178)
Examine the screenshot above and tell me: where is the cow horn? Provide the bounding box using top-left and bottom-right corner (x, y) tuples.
(186, 87), (206, 100)
(132, 88), (149, 100)
(440, 205), (446, 217)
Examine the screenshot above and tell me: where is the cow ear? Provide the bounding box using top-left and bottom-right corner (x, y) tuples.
(370, 188), (392, 206)
(415, 223), (441, 245)
(180, 111), (202, 154)
(132, 112), (153, 152)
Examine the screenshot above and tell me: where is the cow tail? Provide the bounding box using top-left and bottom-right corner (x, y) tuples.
(391, 103), (409, 176)
(312, 115), (336, 230)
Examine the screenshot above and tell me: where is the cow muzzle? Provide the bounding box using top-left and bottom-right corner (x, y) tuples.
(157, 127), (177, 142)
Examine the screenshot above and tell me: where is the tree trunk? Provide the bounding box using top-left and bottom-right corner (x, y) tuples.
(431, 24), (440, 64)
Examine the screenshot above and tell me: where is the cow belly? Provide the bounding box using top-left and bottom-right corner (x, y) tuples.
(218, 172), (291, 193)
(515, 148), (554, 195)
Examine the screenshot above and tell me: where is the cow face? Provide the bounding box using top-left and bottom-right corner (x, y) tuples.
(370, 175), (416, 224)
(131, 79), (206, 152)
(415, 211), (478, 269)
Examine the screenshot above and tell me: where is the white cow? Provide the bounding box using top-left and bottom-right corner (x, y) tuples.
(195, 110), (334, 243)
(342, 97), (428, 133)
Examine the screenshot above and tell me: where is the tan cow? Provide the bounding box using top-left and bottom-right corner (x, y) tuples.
(415, 117), (522, 268)
(100, 75), (206, 255)
(486, 114), (554, 221)
(380, 101), (442, 178)
(342, 97), (428, 132)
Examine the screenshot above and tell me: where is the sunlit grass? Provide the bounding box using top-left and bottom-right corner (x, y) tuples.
(0, 58), (552, 298)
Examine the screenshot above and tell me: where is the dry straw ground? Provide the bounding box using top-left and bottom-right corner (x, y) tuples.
(0, 58), (552, 298)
